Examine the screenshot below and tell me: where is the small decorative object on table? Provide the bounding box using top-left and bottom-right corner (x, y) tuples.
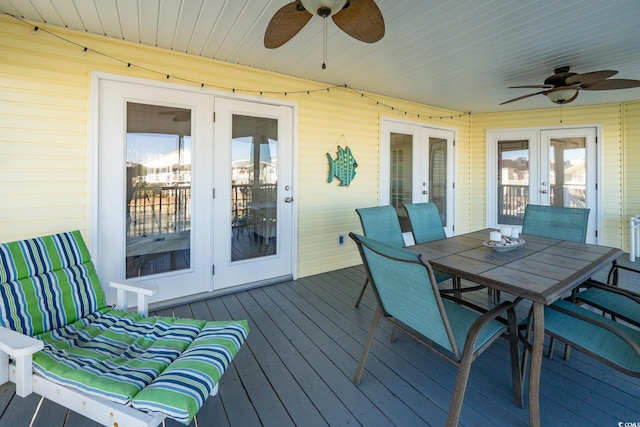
(484, 229), (525, 251)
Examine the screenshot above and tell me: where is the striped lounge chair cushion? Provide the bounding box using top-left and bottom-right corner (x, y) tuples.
(132, 321), (250, 423)
(33, 309), (249, 424)
(0, 231), (106, 336)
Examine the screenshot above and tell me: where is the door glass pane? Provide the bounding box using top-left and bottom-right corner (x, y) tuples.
(390, 132), (413, 232)
(125, 103), (191, 278)
(429, 137), (447, 226)
(231, 115), (278, 261)
(498, 140), (529, 225)
(549, 137), (586, 208)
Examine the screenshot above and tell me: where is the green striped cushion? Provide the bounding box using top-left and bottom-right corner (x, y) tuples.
(33, 309), (207, 404)
(131, 320), (250, 424)
(0, 232), (105, 336)
(0, 231), (91, 282)
(33, 310), (249, 424)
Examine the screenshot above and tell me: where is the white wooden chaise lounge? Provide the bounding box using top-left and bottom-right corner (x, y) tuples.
(0, 231), (249, 426)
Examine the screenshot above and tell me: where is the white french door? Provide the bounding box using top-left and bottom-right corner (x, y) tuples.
(486, 127), (598, 243)
(94, 75), (296, 304)
(97, 78), (214, 304)
(380, 118), (456, 238)
(212, 98), (294, 290)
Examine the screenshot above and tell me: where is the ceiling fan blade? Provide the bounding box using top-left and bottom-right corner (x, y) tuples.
(508, 85), (553, 89)
(500, 90), (547, 105)
(566, 70), (618, 85)
(332, 0), (385, 43)
(581, 79), (640, 90)
(264, 1), (312, 48)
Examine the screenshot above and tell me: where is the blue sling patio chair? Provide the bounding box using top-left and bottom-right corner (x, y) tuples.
(404, 202), (487, 299)
(522, 204), (590, 243)
(353, 205), (406, 307)
(519, 291), (640, 393)
(573, 263), (640, 329)
(350, 232), (523, 427)
(354, 205), (459, 307)
(521, 204), (590, 356)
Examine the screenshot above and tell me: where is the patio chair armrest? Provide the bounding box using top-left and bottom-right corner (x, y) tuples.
(463, 301), (517, 351)
(474, 300), (516, 325)
(0, 326), (43, 397)
(110, 280), (158, 316)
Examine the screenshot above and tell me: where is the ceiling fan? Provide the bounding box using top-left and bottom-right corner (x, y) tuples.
(264, 0), (384, 69)
(501, 66), (640, 105)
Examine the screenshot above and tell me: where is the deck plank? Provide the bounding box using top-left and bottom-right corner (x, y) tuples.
(260, 283), (391, 426)
(207, 294), (292, 427)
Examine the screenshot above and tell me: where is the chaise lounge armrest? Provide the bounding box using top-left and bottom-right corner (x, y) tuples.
(110, 280), (158, 316)
(0, 326), (43, 397)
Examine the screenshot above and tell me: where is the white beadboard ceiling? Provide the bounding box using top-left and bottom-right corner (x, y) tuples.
(2, 0), (640, 113)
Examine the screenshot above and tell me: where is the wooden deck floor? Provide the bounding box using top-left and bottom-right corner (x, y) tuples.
(1, 256), (639, 426)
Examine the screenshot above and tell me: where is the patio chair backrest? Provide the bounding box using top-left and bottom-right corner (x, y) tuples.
(350, 232), (456, 354)
(522, 204), (590, 243)
(355, 205), (405, 247)
(0, 231), (106, 336)
(404, 202), (446, 244)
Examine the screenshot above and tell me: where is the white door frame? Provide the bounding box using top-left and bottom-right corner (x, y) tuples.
(90, 72), (298, 305)
(380, 117), (456, 238)
(486, 125), (601, 243)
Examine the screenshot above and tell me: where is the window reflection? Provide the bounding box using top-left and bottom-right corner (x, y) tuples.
(498, 140), (529, 225)
(549, 137), (586, 208)
(231, 115), (278, 261)
(429, 137), (447, 226)
(390, 132), (413, 232)
(125, 103), (191, 278)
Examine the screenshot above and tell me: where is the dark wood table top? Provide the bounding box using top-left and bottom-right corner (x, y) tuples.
(409, 229), (623, 305)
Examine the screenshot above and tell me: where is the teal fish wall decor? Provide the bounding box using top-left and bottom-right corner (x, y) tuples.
(327, 145), (358, 186)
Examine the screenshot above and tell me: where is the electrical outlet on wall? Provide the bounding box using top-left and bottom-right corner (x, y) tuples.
(338, 234), (346, 247)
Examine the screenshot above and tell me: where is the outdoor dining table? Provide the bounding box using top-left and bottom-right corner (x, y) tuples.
(409, 229), (623, 427)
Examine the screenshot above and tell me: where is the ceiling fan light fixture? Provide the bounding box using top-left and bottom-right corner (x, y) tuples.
(545, 87), (579, 104)
(300, 0), (348, 17)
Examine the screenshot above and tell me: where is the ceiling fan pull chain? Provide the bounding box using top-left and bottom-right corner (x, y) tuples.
(322, 17), (327, 69)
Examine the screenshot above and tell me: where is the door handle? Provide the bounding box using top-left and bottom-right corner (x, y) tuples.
(541, 190), (548, 194)
(284, 197), (293, 203)
(422, 191), (428, 195)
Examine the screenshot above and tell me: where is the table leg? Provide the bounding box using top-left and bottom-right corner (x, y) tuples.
(529, 302), (544, 427)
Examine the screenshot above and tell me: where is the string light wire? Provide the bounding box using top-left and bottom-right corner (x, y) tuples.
(2, 11), (471, 121)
